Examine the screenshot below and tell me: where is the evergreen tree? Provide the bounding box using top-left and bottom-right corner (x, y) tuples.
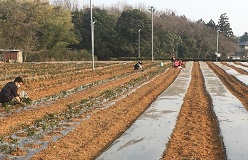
(79, 8), (118, 60)
(206, 19), (216, 29)
(115, 9), (151, 57)
(239, 32), (248, 42)
(218, 13), (233, 37)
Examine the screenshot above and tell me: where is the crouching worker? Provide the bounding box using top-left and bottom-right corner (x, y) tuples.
(174, 60), (180, 68)
(134, 61), (142, 70)
(174, 60), (186, 68)
(181, 61), (186, 68)
(0, 77), (24, 106)
(171, 54), (176, 67)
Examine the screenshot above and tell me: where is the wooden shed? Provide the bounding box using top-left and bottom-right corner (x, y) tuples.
(0, 50), (23, 63)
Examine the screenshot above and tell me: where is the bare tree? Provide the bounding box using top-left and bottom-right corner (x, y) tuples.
(52, 0), (79, 10)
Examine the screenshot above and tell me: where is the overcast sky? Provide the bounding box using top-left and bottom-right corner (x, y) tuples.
(80, 0), (247, 36)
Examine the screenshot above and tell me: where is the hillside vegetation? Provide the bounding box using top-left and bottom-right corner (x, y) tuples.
(0, 0), (239, 61)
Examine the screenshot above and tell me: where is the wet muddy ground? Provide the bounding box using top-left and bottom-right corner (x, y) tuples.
(0, 61), (247, 160)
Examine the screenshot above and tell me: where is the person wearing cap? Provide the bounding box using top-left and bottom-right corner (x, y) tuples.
(0, 77), (24, 105)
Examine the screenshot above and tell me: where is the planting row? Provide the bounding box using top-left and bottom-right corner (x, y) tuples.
(0, 61), (171, 159)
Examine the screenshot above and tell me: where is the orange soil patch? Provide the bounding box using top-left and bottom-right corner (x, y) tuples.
(23, 63), (136, 99)
(163, 62), (225, 160)
(207, 62), (248, 109)
(31, 67), (181, 160)
(0, 64), (159, 137)
(222, 62), (248, 75)
(33, 61), (246, 160)
(234, 62), (248, 68)
(1, 61), (247, 159)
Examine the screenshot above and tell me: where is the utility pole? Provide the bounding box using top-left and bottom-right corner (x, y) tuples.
(90, 0), (95, 70)
(216, 28), (218, 62)
(148, 6), (155, 61)
(217, 29), (219, 54)
(138, 29), (141, 58)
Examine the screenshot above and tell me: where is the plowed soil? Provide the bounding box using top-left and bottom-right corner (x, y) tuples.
(163, 62), (225, 160)
(1, 61), (248, 160)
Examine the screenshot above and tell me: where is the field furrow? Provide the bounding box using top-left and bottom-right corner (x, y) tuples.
(207, 62), (248, 109)
(31, 66), (180, 160)
(0, 63), (166, 137)
(163, 62), (225, 160)
(0, 61), (247, 159)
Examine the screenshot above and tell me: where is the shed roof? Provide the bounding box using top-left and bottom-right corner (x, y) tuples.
(239, 41), (248, 46)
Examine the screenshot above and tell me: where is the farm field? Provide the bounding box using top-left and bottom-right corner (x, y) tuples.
(0, 61), (247, 160)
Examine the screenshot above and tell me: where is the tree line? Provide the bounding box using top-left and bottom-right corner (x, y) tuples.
(0, 0), (245, 61)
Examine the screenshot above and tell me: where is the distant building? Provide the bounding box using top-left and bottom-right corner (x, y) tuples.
(236, 41), (248, 59)
(0, 50), (23, 63)
(230, 56), (241, 60)
(238, 41), (248, 50)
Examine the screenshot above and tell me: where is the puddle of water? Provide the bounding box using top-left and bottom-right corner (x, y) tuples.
(97, 62), (193, 160)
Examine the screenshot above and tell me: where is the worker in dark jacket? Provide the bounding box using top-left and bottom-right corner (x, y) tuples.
(134, 61), (142, 70)
(0, 77), (24, 105)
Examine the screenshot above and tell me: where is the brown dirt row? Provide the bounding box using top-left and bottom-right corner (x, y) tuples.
(222, 62), (248, 75)
(2, 61), (246, 159)
(234, 62), (248, 68)
(31, 61), (248, 160)
(31, 67), (181, 160)
(0, 62), (134, 98)
(29, 62), (158, 100)
(0, 65), (160, 137)
(23, 63), (136, 99)
(0, 63), (92, 88)
(207, 62), (248, 109)
(163, 62), (225, 160)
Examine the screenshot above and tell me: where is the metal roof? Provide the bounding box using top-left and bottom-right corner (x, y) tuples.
(239, 41), (248, 46)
